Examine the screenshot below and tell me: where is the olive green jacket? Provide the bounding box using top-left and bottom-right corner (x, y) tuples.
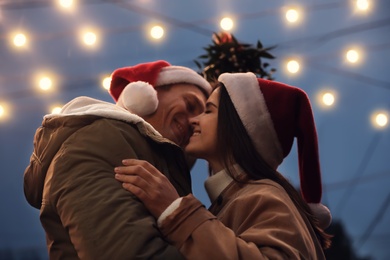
(24, 97), (189, 259)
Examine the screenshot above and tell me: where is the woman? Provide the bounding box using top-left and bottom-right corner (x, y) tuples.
(115, 72), (332, 259)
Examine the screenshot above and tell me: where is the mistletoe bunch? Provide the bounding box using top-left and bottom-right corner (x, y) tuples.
(194, 32), (277, 81)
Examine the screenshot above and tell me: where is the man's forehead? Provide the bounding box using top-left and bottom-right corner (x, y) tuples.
(170, 83), (208, 99)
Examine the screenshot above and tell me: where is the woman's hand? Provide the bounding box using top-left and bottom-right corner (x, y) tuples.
(114, 159), (180, 219)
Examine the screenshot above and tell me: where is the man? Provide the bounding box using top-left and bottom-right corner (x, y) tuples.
(23, 60), (211, 259)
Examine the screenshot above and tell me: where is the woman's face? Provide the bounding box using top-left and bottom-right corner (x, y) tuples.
(185, 88), (220, 165)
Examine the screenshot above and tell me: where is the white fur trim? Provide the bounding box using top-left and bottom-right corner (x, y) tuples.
(116, 81), (158, 117)
(157, 197), (183, 227)
(156, 66), (211, 94)
(218, 72), (284, 169)
(44, 96), (162, 138)
(308, 203), (332, 229)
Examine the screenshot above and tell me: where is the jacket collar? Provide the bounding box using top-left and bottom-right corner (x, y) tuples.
(205, 164), (244, 203)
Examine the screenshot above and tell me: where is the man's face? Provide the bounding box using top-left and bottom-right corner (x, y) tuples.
(143, 84), (207, 148)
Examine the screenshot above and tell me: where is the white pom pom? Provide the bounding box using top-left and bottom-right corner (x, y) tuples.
(116, 81), (158, 116)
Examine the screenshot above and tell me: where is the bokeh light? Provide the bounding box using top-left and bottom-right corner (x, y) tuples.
(83, 31), (97, 46)
(286, 9), (299, 23)
(0, 102), (11, 121)
(51, 106), (63, 114)
(39, 77), (53, 91)
(13, 33), (27, 47)
(316, 89), (338, 110)
(322, 92), (335, 107)
(0, 105), (4, 118)
(220, 17), (234, 31)
(58, 0), (74, 9)
(102, 76), (111, 90)
(150, 26), (164, 40)
(286, 60), (300, 74)
(356, 0), (369, 10)
(371, 111), (388, 129)
(346, 49), (359, 63)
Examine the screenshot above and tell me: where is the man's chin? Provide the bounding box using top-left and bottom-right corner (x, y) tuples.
(175, 134), (190, 148)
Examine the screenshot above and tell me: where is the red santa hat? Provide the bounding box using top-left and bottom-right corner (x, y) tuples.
(109, 60), (212, 116)
(218, 72), (332, 229)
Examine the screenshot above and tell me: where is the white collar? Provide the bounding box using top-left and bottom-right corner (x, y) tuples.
(204, 165), (242, 203)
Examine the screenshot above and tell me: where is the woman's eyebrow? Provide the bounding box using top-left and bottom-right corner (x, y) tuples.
(206, 101), (218, 108)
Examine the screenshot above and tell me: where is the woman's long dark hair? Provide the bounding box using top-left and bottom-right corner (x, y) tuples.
(215, 83), (332, 249)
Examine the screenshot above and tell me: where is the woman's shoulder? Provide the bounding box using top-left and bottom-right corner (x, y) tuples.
(233, 179), (292, 204)
(247, 179), (286, 192)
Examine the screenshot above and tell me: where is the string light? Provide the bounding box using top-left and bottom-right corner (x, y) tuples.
(83, 31), (97, 46)
(346, 49), (359, 63)
(371, 111), (389, 129)
(51, 106), (63, 114)
(220, 17), (234, 31)
(322, 92), (335, 106)
(286, 59), (300, 74)
(150, 25), (164, 40)
(13, 33), (27, 47)
(0, 105), (4, 118)
(1, 0), (383, 137)
(58, 0), (74, 9)
(356, 0), (369, 11)
(0, 103), (10, 121)
(102, 76), (111, 90)
(39, 77), (53, 91)
(285, 9), (299, 23)
(316, 89), (337, 110)
(34, 72), (56, 92)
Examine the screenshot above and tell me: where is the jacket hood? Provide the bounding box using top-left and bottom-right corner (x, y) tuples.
(46, 96), (161, 137)
(24, 96), (167, 209)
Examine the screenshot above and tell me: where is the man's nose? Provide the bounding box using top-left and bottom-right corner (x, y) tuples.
(189, 116), (199, 127)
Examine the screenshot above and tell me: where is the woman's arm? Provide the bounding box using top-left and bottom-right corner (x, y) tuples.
(115, 162), (325, 259)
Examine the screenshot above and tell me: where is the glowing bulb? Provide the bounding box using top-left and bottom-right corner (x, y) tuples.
(356, 0), (369, 10)
(287, 60), (300, 74)
(322, 93), (335, 106)
(0, 103), (10, 120)
(83, 32), (97, 45)
(39, 77), (52, 90)
(375, 113), (388, 127)
(59, 0), (73, 8)
(13, 33), (27, 47)
(102, 76), (111, 90)
(150, 26), (164, 39)
(346, 49), (359, 63)
(51, 106), (62, 114)
(220, 17), (234, 31)
(286, 9), (299, 23)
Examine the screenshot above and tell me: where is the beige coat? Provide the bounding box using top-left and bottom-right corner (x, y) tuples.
(159, 170), (325, 260)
